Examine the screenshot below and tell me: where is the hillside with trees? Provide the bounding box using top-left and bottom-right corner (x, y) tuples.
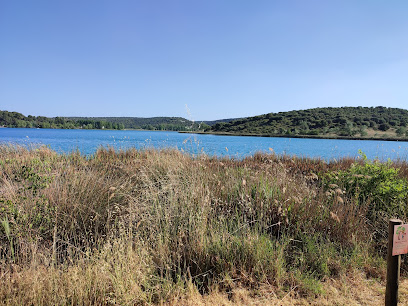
(0, 110), (208, 131)
(209, 106), (408, 139)
(0, 111), (125, 130)
(67, 116), (208, 131)
(4, 107), (408, 139)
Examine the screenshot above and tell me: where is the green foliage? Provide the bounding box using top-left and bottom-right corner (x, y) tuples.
(210, 106), (408, 138)
(396, 126), (406, 136)
(0, 110), (124, 130)
(0, 157), (56, 253)
(378, 122), (391, 131)
(1, 217), (14, 262)
(0, 110), (208, 131)
(323, 150), (408, 219)
(68, 116), (204, 131)
(18, 165), (53, 195)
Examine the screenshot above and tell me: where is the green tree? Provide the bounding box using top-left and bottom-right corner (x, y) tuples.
(378, 123), (390, 131)
(396, 127), (406, 137)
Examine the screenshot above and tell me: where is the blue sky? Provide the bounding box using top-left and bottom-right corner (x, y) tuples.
(1, 1), (408, 120)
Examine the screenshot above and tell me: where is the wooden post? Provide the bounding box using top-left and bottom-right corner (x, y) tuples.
(385, 218), (403, 306)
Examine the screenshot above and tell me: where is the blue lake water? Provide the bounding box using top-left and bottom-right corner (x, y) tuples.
(1, 128), (408, 161)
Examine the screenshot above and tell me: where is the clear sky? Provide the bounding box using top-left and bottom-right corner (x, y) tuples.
(1, 1), (407, 120)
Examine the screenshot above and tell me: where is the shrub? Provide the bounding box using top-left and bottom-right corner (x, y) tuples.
(323, 151), (408, 218)
(322, 150), (408, 257)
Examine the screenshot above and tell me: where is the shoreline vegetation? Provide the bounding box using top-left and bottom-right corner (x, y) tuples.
(3, 106), (408, 142)
(180, 130), (408, 142)
(0, 110), (204, 132)
(205, 106), (408, 142)
(1, 144), (408, 304)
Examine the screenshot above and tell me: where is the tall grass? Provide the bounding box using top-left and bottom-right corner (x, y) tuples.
(0, 144), (406, 304)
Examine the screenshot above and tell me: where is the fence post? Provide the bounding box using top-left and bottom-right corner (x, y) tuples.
(385, 218), (403, 306)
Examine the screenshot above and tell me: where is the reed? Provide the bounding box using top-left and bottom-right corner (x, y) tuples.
(0, 144), (406, 304)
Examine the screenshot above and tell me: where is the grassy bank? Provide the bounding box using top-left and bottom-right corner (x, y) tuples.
(1, 145), (408, 304)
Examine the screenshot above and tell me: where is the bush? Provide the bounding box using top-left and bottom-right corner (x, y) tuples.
(323, 151), (408, 219)
(396, 127), (406, 137)
(378, 123), (391, 131)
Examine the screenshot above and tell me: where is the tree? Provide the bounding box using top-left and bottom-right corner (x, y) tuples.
(378, 123), (390, 131)
(199, 122), (210, 131)
(359, 125), (368, 137)
(54, 117), (65, 125)
(299, 121), (309, 133)
(396, 127), (406, 137)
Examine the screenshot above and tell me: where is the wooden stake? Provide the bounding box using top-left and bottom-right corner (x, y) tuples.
(385, 218), (402, 306)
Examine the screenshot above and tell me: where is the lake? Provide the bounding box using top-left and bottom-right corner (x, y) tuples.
(1, 128), (408, 161)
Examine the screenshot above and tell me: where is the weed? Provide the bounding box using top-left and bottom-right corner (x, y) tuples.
(0, 145), (406, 304)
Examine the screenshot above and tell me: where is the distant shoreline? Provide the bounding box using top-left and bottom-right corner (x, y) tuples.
(0, 126), (158, 132)
(3, 126), (408, 142)
(179, 130), (408, 142)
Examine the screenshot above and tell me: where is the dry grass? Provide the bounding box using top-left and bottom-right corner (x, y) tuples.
(0, 144), (407, 304)
(364, 128), (398, 138)
(173, 276), (408, 305)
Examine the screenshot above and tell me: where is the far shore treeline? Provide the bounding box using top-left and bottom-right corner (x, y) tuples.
(0, 110), (209, 131)
(209, 106), (408, 139)
(2, 106), (408, 140)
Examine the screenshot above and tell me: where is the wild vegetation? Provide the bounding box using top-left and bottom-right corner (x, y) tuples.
(1, 145), (408, 304)
(7, 106), (408, 138)
(209, 106), (408, 139)
(68, 116), (209, 131)
(0, 110), (125, 130)
(0, 110), (210, 131)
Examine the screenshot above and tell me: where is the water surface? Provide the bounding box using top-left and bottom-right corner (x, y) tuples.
(1, 128), (408, 161)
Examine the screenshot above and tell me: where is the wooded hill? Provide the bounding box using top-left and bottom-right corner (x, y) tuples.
(209, 106), (408, 139)
(0, 110), (207, 131)
(4, 107), (408, 138)
(0, 111), (125, 130)
(67, 116), (206, 131)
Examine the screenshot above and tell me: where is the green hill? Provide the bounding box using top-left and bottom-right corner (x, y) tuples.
(67, 116), (199, 131)
(209, 106), (408, 139)
(0, 110), (208, 131)
(4, 107), (408, 139)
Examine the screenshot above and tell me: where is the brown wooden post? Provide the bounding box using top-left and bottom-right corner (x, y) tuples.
(385, 218), (403, 306)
